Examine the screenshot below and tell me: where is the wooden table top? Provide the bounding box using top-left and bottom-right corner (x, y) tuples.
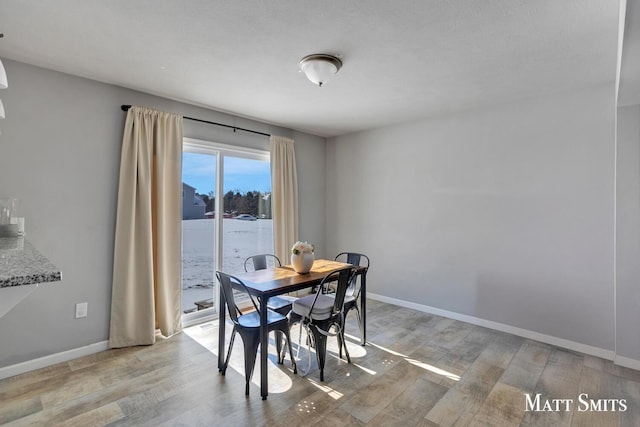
(232, 259), (363, 297)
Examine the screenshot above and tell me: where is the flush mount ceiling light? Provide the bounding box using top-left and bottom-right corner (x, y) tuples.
(299, 54), (342, 87)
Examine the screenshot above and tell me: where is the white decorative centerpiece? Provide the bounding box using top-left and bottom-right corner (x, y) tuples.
(291, 241), (315, 274)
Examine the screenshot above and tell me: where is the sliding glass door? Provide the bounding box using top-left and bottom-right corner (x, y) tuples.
(181, 139), (272, 322)
(181, 150), (217, 318)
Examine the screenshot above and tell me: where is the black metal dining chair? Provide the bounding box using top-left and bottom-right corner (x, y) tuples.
(332, 252), (369, 339)
(216, 271), (297, 396)
(244, 254), (297, 360)
(243, 253), (281, 272)
(243, 254), (294, 313)
(243, 254), (296, 314)
(289, 267), (356, 381)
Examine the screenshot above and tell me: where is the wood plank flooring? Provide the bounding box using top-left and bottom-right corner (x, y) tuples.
(1, 300), (640, 426)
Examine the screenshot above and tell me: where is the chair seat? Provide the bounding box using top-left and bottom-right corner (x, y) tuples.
(237, 309), (287, 328)
(328, 294), (356, 304)
(293, 294), (335, 321)
(267, 295), (296, 313)
(326, 294), (357, 312)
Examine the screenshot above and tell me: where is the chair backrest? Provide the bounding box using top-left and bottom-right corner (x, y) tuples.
(244, 254), (282, 272)
(305, 267), (356, 318)
(216, 271), (259, 325)
(334, 252), (370, 270)
(334, 252), (369, 296)
(328, 267), (356, 315)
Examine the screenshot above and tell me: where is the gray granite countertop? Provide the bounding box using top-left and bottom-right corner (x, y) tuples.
(0, 237), (62, 287)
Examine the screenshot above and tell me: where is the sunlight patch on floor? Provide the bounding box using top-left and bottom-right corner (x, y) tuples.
(405, 358), (461, 381)
(306, 377), (344, 400)
(184, 320), (425, 397)
(359, 338), (408, 358)
(183, 321), (295, 394)
(296, 400), (318, 414)
(352, 362), (377, 376)
(351, 336), (459, 382)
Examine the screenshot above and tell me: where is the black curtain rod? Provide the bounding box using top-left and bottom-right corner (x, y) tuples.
(120, 105), (271, 137)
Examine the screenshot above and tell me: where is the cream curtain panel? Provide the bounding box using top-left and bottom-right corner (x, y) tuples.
(270, 136), (299, 262)
(109, 106), (183, 348)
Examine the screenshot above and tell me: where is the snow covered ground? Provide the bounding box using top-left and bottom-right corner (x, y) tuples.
(181, 218), (273, 313)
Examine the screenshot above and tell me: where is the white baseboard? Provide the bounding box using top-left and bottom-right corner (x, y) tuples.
(614, 355), (640, 371)
(0, 340), (109, 380)
(368, 293), (618, 362)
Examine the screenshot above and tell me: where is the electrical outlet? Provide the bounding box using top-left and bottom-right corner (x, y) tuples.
(75, 302), (88, 319)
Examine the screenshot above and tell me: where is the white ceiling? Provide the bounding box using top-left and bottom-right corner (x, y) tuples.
(0, 0), (631, 137)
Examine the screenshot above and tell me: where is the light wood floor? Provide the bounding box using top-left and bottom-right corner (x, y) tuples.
(2, 300), (640, 426)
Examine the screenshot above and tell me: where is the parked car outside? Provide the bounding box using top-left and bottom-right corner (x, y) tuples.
(234, 214), (257, 221)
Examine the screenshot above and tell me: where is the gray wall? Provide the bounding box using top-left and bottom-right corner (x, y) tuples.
(294, 129), (327, 257)
(0, 59), (326, 367)
(616, 104), (640, 362)
(327, 84), (617, 353)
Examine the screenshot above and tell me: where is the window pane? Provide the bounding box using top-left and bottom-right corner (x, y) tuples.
(182, 152), (216, 315)
(221, 156), (273, 274)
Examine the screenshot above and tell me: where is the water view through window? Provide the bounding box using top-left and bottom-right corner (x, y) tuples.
(181, 144), (272, 318)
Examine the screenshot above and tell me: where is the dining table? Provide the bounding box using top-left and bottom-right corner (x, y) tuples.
(217, 258), (368, 400)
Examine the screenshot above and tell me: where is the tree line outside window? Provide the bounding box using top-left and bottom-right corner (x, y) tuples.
(198, 190), (272, 219)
